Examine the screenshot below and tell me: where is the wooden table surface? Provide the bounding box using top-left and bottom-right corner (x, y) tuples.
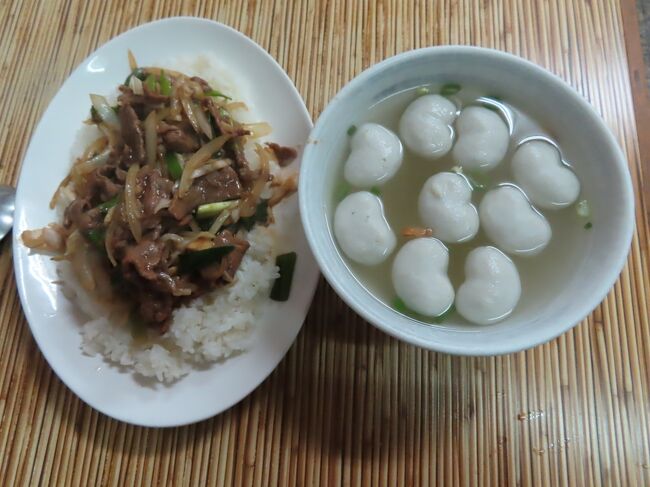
(1, 1), (649, 485)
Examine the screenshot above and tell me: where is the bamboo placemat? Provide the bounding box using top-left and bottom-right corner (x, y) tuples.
(1, 0), (649, 485)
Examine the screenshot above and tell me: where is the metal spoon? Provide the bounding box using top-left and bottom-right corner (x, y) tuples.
(0, 185), (16, 241)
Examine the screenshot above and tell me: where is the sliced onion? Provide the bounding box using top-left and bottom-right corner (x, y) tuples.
(65, 231), (95, 291)
(124, 164), (142, 242)
(21, 224), (66, 253)
(180, 97), (201, 135)
(243, 122), (272, 139)
(160, 233), (185, 245)
(188, 218), (201, 233)
(50, 175), (72, 209)
(153, 198), (171, 214)
(81, 137), (108, 161)
(127, 49), (138, 71)
(239, 145), (271, 217)
(208, 210), (232, 234)
(268, 173), (298, 207)
(98, 122), (120, 147)
(192, 102), (214, 138)
(144, 111), (158, 165)
(225, 102), (248, 112)
(104, 211), (119, 266)
(73, 148), (111, 175)
(129, 75), (144, 95)
(178, 135), (231, 196)
(191, 158), (231, 178)
(90, 94), (120, 130)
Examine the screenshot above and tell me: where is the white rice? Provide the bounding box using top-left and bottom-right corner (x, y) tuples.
(62, 54), (283, 382)
(77, 227), (279, 382)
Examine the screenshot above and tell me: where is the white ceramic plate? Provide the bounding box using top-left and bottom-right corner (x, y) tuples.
(12, 17), (319, 427)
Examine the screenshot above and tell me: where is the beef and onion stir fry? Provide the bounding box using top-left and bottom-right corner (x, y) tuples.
(23, 54), (298, 332)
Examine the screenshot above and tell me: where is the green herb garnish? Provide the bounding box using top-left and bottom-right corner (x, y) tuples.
(440, 83), (461, 96)
(584, 222), (593, 230)
(270, 252), (297, 301)
(370, 186), (381, 196)
(416, 86), (430, 96)
(347, 125), (357, 136)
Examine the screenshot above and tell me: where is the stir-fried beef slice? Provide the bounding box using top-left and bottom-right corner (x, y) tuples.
(86, 165), (124, 202)
(266, 142), (298, 167)
(63, 198), (103, 231)
(168, 166), (243, 219)
(138, 166), (174, 217)
(159, 121), (200, 153)
(205, 99), (249, 138)
(106, 223), (132, 261)
(118, 103), (146, 164)
(198, 231), (250, 283)
(142, 86), (169, 104)
(121, 238), (165, 281)
(118, 86), (166, 113)
(228, 138), (256, 182)
(137, 292), (174, 329)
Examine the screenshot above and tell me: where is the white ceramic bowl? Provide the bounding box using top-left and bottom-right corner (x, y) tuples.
(299, 46), (634, 355)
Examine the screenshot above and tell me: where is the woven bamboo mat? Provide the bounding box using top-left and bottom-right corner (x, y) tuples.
(1, 0), (649, 485)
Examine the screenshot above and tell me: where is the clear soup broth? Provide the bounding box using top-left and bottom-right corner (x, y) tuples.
(330, 85), (593, 326)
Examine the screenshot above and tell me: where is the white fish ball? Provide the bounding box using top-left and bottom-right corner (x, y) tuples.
(479, 185), (552, 256)
(456, 246), (521, 325)
(418, 172), (479, 243)
(343, 123), (403, 188)
(512, 140), (580, 210)
(391, 238), (454, 316)
(334, 191), (396, 265)
(452, 106), (509, 171)
(398, 95), (457, 159)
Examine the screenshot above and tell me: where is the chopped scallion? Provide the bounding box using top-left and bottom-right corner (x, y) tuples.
(206, 89), (232, 100)
(370, 186), (381, 196)
(164, 152), (184, 181)
(159, 71), (172, 96)
(335, 182), (351, 201)
(270, 252), (297, 301)
(195, 200), (238, 219)
(416, 86), (430, 96)
(347, 125), (357, 136)
(144, 74), (158, 93)
(440, 83), (461, 96)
